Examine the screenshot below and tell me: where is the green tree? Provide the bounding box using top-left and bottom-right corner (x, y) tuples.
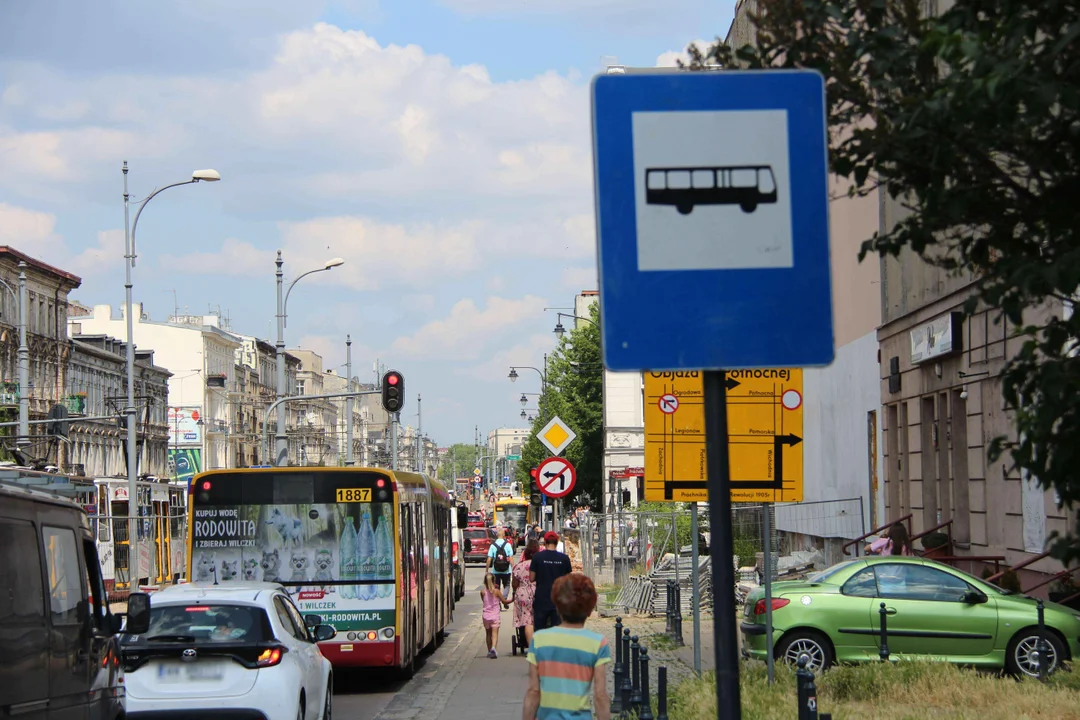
(688, 1), (1080, 562)
(516, 303), (604, 508)
(440, 442), (479, 485)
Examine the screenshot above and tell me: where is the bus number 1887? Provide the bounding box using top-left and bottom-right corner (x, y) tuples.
(336, 488), (372, 502)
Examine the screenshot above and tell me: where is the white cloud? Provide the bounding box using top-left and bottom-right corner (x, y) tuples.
(391, 295), (547, 361)
(655, 39), (714, 68)
(67, 229), (125, 277)
(160, 238), (273, 277)
(458, 332), (555, 382)
(294, 333), (379, 372)
(0, 203), (121, 278)
(561, 266), (597, 290)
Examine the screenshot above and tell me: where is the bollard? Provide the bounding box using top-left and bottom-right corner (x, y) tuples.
(620, 629), (633, 713)
(611, 618), (624, 714)
(656, 666), (669, 720)
(672, 582), (685, 646)
(795, 653), (819, 720)
(660, 582), (669, 634)
(878, 602), (890, 662)
(639, 648), (654, 720)
(1036, 599), (1050, 681)
(629, 635), (642, 713)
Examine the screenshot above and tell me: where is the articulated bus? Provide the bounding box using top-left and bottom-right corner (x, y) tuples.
(493, 496), (530, 545)
(187, 467), (456, 674)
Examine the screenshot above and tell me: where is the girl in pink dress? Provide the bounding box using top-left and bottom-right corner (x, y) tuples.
(482, 572), (511, 658)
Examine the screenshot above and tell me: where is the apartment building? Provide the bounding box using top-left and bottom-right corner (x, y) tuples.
(288, 349), (340, 466)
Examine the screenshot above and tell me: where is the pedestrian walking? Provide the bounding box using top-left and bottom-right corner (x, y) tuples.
(530, 531), (572, 630)
(865, 522), (913, 556)
(482, 572), (511, 658)
(488, 528), (515, 599)
(513, 540), (540, 654)
(522, 573), (611, 720)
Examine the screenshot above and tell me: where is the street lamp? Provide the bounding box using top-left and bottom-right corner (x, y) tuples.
(123, 161), (219, 588)
(0, 263), (28, 447)
(274, 252), (346, 466)
(553, 312), (598, 339)
(508, 368), (519, 383)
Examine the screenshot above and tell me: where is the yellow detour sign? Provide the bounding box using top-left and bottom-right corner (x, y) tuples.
(644, 369), (803, 502)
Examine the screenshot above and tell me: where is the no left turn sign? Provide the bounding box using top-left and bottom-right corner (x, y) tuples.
(537, 457), (577, 499)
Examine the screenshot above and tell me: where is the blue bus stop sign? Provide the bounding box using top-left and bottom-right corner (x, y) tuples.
(591, 70), (834, 371)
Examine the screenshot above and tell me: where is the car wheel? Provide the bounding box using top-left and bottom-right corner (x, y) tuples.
(323, 682), (332, 720)
(1006, 629), (1066, 678)
(776, 630), (832, 672)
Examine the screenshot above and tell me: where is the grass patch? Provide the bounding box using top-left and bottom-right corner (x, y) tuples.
(645, 632), (677, 651)
(666, 661), (1080, 720)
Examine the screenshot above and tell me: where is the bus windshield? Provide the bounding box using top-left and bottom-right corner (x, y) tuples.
(190, 470), (397, 637)
(496, 504), (528, 532)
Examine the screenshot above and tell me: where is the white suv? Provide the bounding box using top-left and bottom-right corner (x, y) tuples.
(120, 582), (336, 720)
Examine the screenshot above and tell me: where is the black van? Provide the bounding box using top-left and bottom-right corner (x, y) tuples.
(0, 481), (150, 719)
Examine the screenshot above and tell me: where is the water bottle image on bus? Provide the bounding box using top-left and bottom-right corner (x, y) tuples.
(375, 504), (394, 598)
(339, 515), (358, 600)
(357, 507), (376, 601)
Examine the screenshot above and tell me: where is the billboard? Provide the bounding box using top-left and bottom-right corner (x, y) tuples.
(191, 501), (396, 633)
(168, 406), (203, 446)
(168, 448), (202, 482)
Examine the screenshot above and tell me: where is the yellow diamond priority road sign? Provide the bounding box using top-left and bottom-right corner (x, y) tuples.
(538, 415), (577, 456)
(644, 369), (803, 503)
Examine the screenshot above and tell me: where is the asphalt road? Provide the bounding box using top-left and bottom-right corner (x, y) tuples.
(332, 563), (487, 720)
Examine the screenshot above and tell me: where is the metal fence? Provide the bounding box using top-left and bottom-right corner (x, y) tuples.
(575, 497), (865, 613)
(90, 510), (189, 603)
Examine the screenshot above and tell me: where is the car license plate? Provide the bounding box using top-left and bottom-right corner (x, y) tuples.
(157, 664), (184, 682)
(187, 663), (225, 681)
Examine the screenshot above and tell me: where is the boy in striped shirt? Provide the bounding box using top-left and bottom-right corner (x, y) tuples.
(523, 573), (611, 720)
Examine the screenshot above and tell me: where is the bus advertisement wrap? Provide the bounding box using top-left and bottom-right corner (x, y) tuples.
(191, 501), (396, 633)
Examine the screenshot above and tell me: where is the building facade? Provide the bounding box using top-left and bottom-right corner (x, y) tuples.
(0, 247), (82, 466)
(65, 334), (171, 478)
(288, 350), (340, 466)
(726, 2), (885, 562)
(72, 304), (242, 476)
(234, 335), (301, 467)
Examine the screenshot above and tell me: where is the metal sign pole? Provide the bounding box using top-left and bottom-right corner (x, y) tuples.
(764, 501), (775, 683)
(703, 370), (741, 719)
(691, 501), (702, 674)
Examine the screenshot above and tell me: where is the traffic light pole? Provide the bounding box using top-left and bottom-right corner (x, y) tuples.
(391, 411), (400, 471)
(263, 389), (380, 466)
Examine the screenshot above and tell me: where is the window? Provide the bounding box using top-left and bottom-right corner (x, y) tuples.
(841, 567), (879, 598)
(136, 604), (269, 643)
(296, 380), (306, 396)
(273, 596), (306, 641)
(0, 518), (45, 625)
(875, 563), (972, 602)
(43, 526), (83, 625)
(281, 596), (313, 643)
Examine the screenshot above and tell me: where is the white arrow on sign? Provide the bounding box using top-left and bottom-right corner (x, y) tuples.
(537, 456), (577, 499)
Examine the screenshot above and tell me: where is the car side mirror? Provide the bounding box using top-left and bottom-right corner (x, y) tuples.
(457, 507), (469, 528)
(313, 624), (337, 642)
(464, 539), (472, 553)
(303, 614), (322, 628)
(126, 592), (152, 635)
(964, 590), (988, 604)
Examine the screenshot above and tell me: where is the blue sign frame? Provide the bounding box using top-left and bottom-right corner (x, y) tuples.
(592, 70), (834, 371)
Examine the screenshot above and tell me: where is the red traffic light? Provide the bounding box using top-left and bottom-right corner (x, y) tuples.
(387, 373), (400, 386)
(529, 467), (538, 480)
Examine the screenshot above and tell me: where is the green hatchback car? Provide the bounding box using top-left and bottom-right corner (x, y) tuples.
(741, 556), (1080, 677)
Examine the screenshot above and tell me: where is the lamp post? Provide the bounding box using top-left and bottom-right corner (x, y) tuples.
(0, 263), (29, 448)
(123, 161), (219, 587)
(553, 312), (598, 339)
(274, 252), (345, 467)
(345, 335), (354, 466)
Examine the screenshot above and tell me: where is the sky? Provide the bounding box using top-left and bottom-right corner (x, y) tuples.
(0, 0), (733, 445)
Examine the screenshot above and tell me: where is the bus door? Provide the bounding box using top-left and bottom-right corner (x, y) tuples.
(400, 502), (416, 662)
(154, 499), (169, 583)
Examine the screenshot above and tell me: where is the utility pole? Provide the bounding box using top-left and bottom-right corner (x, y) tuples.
(391, 411), (399, 471)
(345, 335), (354, 466)
(417, 393), (422, 474)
